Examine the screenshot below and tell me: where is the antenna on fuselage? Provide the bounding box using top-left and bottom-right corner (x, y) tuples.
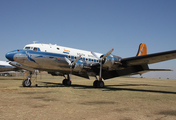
(33, 41), (38, 44)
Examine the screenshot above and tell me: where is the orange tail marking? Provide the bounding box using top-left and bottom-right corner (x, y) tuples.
(136, 43), (147, 56)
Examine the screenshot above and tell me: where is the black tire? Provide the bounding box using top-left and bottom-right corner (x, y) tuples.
(93, 80), (99, 88)
(62, 79), (71, 86)
(66, 80), (71, 86)
(97, 81), (104, 88)
(62, 79), (67, 85)
(22, 79), (31, 87)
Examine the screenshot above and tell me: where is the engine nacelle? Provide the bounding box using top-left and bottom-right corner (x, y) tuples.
(102, 55), (121, 69)
(73, 60), (87, 72)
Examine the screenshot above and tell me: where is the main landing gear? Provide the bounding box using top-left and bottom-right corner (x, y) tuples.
(62, 74), (104, 88)
(62, 74), (72, 86)
(93, 77), (104, 88)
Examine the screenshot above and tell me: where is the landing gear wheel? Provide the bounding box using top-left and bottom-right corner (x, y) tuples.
(22, 79), (31, 87)
(93, 80), (104, 88)
(62, 79), (72, 86)
(93, 80), (99, 88)
(62, 79), (67, 85)
(98, 81), (104, 88)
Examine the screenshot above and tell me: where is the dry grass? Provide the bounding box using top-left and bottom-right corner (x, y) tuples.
(0, 74), (176, 120)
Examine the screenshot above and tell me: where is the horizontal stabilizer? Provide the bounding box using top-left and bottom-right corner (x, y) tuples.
(145, 69), (172, 71)
(136, 69), (173, 75)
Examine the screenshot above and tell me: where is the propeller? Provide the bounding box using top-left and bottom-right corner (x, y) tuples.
(91, 48), (114, 80)
(64, 55), (82, 80)
(65, 55), (81, 66)
(91, 48), (114, 60)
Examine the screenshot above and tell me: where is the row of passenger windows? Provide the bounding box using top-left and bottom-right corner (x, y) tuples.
(68, 55), (99, 63)
(24, 47), (98, 62)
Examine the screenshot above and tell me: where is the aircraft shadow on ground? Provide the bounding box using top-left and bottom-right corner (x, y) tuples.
(0, 78), (23, 80)
(34, 81), (176, 95)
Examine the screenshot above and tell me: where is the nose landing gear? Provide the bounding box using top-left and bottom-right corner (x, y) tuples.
(22, 71), (32, 87)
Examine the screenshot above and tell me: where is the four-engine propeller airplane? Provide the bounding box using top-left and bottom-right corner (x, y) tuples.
(5, 42), (176, 88)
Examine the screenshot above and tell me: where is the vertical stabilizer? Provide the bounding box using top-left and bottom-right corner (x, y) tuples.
(136, 43), (147, 56)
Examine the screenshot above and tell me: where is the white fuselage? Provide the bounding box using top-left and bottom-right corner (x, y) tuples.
(24, 43), (103, 62)
(5, 43), (120, 77)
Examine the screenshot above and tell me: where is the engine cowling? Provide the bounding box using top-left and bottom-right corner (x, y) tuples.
(72, 60), (87, 72)
(102, 55), (122, 69)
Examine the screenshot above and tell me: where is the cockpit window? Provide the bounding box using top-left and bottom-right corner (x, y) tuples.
(33, 47), (38, 51)
(24, 47), (40, 51)
(25, 47), (31, 50)
(25, 47), (33, 50)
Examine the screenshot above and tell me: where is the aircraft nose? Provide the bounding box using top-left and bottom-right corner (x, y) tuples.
(5, 50), (17, 61)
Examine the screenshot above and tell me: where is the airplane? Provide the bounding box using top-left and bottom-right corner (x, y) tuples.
(0, 61), (21, 76)
(0, 61), (20, 72)
(5, 42), (176, 88)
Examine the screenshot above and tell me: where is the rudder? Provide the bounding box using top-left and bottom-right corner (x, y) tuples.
(136, 43), (147, 56)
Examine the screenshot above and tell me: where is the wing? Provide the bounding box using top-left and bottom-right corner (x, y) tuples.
(90, 50), (176, 80)
(121, 50), (176, 66)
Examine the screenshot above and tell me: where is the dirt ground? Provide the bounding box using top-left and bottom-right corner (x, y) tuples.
(0, 74), (176, 120)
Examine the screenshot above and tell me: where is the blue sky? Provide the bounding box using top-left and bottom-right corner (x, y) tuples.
(0, 0), (176, 79)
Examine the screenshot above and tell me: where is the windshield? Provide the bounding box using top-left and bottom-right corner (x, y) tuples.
(24, 46), (40, 51)
(24, 47), (33, 50)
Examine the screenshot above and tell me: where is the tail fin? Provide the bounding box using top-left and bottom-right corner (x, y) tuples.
(136, 43), (147, 56)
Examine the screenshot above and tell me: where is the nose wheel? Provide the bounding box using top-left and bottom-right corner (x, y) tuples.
(22, 78), (31, 87)
(22, 71), (32, 87)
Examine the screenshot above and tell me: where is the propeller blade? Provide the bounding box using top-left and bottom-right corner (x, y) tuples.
(65, 55), (81, 66)
(72, 55), (81, 65)
(102, 48), (114, 59)
(91, 51), (99, 59)
(64, 57), (72, 65)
